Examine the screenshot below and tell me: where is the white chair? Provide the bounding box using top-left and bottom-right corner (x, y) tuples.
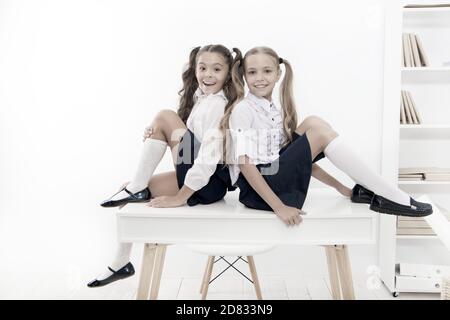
(187, 244), (276, 300)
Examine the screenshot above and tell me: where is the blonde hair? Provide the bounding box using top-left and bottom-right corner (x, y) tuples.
(219, 46), (298, 163)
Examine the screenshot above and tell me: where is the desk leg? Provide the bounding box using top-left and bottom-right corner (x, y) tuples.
(335, 245), (355, 300)
(137, 243), (157, 300)
(247, 256), (263, 300)
(200, 256), (214, 294)
(324, 246), (341, 300)
(150, 244), (167, 300)
(201, 256), (215, 300)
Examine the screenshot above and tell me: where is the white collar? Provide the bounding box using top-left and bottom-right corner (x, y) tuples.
(247, 92), (276, 113)
(194, 88), (227, 101)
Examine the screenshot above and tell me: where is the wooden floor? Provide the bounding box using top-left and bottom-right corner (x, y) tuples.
(2, 272), (440, 300)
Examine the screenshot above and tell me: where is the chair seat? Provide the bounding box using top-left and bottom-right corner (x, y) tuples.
(186, 244), (276, 256)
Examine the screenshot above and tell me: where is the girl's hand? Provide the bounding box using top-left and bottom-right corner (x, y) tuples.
(336, 185), (352, 198)
(147, 195), (186, 208)
(143, 126), (154, 142)
(273, 204), (305, 227)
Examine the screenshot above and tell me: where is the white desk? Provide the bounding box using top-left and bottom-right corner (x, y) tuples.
(117, 188), (377, 300)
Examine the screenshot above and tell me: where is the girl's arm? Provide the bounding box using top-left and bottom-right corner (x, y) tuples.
(311, 163), (352, 197)
(148, 184), (194, 208)
(239, 156), (303, 226)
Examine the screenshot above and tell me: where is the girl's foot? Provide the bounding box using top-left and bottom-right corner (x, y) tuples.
(100, 187), (151, 207)
(370, 195), (432, 217)
(350, 184), (375, 204)
(87, 262), (135, 288)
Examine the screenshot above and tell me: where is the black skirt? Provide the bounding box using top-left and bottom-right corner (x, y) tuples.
(237, 132), (325, 211)
(176, 130), (236, 206)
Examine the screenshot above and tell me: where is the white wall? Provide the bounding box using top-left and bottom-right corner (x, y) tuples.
(0, 0), (391, 296)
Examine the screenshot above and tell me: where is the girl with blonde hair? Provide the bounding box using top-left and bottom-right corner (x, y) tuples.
(221, 46), (432, 226)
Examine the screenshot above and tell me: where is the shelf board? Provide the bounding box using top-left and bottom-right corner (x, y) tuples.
(399, 124), (450, 139)
(402, 67), (450, 83)
(403, 7), (450, 14)
(400, 124), (450, 129)
(401, 67), (450, 72)
(398, 181), (450, 185)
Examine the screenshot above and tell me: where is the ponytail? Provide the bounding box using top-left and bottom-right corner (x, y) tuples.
(177, 46), (201, 123)
(279, 58), (298, 146)
(219, 47), (245, 164)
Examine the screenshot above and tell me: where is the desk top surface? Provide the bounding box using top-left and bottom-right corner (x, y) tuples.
(118, 188), (375, 220)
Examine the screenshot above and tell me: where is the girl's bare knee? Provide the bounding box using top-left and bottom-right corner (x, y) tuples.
(307, 126), (335, 150)
(155, 109), (176, 120)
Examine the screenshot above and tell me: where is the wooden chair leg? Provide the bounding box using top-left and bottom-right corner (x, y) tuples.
(201, 256), (215, 300)
(200, 256), (214, 294)
(150, 244), (167, 300)
(325, 245), (342, 300)
(137, 243), (157, 300)
(335, 245), (355, 300)
(247, 256), (263, 300)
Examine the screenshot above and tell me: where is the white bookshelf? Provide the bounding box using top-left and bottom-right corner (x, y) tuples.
(380, 2), (450, 298)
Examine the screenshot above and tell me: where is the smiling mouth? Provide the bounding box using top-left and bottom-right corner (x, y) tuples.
(203, 81), (216, 86)
(254, 84), (268, 88)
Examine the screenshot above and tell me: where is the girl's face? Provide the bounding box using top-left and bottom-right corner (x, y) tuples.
(195, 52), (229, 95)
(244, 53), (281, 101)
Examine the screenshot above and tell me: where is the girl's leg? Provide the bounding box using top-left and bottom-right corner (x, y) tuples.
(148, 171), (179, 197)
(296, 115), (333, 136)
(302, 116), (411, 206)
(94, 171), (179, 282)
(110, 110), (186, 201)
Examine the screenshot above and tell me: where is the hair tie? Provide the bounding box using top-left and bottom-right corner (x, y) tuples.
(279, 57), (284, 64)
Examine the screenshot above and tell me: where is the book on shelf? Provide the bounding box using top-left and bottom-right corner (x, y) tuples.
(403, 33), (413, 67)
(400, 90), (421, 124)
(402, 33), (429, 67)
(397, 219), (430, 228)
(398, 216), (427, 221)
(409, 33), (421, 67)
(398, 174), (424, 181)
(414, 34), (430, 67)
(406, 91), (422, 123)
(400, 96), (407, 124)
(397, 228), (436, 235)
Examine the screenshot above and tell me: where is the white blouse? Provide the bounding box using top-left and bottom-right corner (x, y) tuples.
(228, 93), (286, 185)
(183, 89), (227, 191)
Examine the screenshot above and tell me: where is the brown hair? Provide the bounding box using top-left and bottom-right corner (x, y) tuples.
(177, 45), (240, 125)
(220, 46), (298, 163)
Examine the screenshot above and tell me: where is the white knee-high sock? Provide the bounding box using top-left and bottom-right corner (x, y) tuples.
(98, 243), (133, 280)
(111, 138), (167, 201)
(323, 135), (410, 206)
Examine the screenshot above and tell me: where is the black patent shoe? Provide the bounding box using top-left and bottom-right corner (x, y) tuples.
(87, 262), (135, 288)
(350, 184), (375, 204)
(369, 195), (433, 217)
(100, 187), (151, 208)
